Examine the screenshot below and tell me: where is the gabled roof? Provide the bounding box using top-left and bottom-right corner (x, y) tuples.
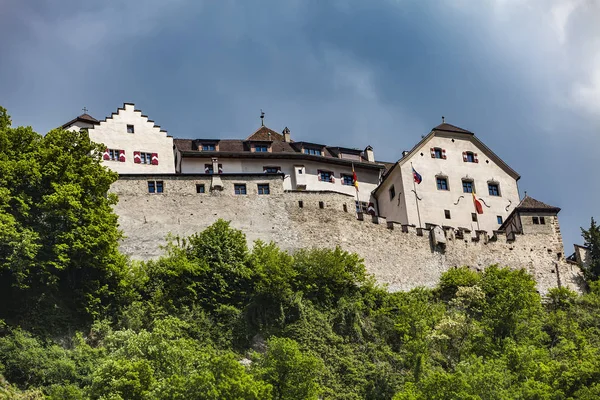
(432, 123), (473, 134)
(373, 121), (520, 195)
(60, 113), (99, 129)
(498, 195), (560, 231)
(514, 195), (561, 213)
(247, 126), (284, 141)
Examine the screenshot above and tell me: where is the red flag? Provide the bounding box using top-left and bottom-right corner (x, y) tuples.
(472, 192), (483, 214)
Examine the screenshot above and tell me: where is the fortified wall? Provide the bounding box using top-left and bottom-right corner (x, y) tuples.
(112, 175), (583, 294)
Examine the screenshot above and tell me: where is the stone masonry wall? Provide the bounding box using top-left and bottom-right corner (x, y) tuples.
(112, 175), (583, 294)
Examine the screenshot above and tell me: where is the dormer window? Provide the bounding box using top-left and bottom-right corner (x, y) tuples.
(463, 151), (478, 163)
(304, 148), (322, 156)
(202, 144), (216, 151)
(255, 145), (268, 152)
(127, 125), (134, 133)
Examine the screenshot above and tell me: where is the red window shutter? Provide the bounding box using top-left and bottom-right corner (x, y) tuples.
(442, 149), (447, 159)
(474, 153), (479, 163)
(133, 151), (141, 164)
(151, 153), (158, 165)
(331, 176), (335, 183)
(430, 147), (435, 158)
(218, 164), (223, 174)
(103, 148), (110, 160)
(462, 151), (467, 162)
(317, 171), (322, 181)
(119, 150), (126, 162)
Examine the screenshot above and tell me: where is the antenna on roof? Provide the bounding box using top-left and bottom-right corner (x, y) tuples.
(442, 116), (445, 123)
(82, 106), (88, 114)
(260, 109), (265, 126)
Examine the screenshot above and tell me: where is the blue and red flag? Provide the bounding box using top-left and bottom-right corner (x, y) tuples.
(412, 167), (422, 184)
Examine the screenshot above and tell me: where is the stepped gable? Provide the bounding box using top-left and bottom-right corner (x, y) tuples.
(515, 195), (561, 213)
(98, 103), (170, 135)
(60, 113), (100, 129)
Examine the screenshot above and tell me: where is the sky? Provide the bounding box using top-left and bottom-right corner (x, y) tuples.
(1, 0), (599, 250)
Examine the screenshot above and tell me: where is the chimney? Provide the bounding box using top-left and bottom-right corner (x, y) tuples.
(283, 127), (291, 143)
(364, 145), (374, 162)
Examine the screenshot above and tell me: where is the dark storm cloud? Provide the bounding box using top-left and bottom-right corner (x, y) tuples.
(0, 0), (598, 249)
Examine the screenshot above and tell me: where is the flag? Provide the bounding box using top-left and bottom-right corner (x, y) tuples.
(352, 164), (359, 191)
(412, 167), (422, 184)
(472, 192), (483, 214)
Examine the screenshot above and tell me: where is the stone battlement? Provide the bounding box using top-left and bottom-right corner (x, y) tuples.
(111, 175), (583, 294)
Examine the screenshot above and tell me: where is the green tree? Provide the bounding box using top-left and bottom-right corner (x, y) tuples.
(580, 217), (600, 281)
(254, 337), (323, 400)
(0, 107), (126, 332)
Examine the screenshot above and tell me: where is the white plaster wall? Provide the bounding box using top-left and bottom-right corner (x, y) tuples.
(180, 157), (381, 203)
(377, 134), (519, 233)
(88, 104), (175, 174)
(376, 167), (408, 224)
(64, 121), (96, 132)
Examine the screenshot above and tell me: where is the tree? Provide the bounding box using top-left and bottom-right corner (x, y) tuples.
(580, 217), (600, 281)
(0, 107), (126, 332)
(253, 337), (323, 400)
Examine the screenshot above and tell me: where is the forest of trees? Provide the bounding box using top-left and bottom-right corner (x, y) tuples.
(1, 106), (600, 399)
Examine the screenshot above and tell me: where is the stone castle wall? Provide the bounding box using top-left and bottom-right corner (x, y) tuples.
(112, 175), (583, 294)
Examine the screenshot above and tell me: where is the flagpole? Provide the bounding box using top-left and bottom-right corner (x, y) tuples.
(411, 162), (422, 229)
(352, 163), (361, 214)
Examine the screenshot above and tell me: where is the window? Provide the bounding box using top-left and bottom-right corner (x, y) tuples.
(108, 149), (120, 161)
(389, 185), (396, 200)
(540, 217), (546, 225)
(318, 170), (333, 183)
(472, 213), (478, 222)
(196, 184), (205, 193)
(202, 144), (216, 151)
(148, 180), (163, 194)
(497, 215), (503, 224)
(304, 148), (322, 156)
(319, 201), (325, 209)
(140, 152), (152, 164)
(434, 148), (442, 159)
(463, 151), (478, 163)
(343, 204), (348, 212)
(298, 169), (303, 174)
(255, 145), (268, 152)
(298, 200), (303, 208)
(264, 166), (281, 174)
(204, 164), (213, 174)
(488, 183), (500, 196)
(355, 201), (368, 212)
(234, 184), (247, 195)
(534, 216), (546, 225)
(445, 210), (451, 219)
(462, 180), (474, 193)
(437, 177), (449, 191)
(342, 174), (354, 186)
(127, 125), (134, 133)
(257, 184), (270, 195)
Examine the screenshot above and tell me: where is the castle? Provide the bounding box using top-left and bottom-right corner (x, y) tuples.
(61, 103), (586, 293)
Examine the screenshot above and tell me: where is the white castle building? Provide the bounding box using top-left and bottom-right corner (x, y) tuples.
(61, 103), (547, 235)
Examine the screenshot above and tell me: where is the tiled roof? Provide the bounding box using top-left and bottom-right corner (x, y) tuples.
(247, 126), (284, 141)
(515, 195), (561, 212)
(60, 113), (100, 129)
(432, 123), (473, 134)
(173, 139), (193, 151)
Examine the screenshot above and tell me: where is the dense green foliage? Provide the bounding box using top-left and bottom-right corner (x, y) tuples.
(581, 217), (600, 281)
(1, 108), (600, 399)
